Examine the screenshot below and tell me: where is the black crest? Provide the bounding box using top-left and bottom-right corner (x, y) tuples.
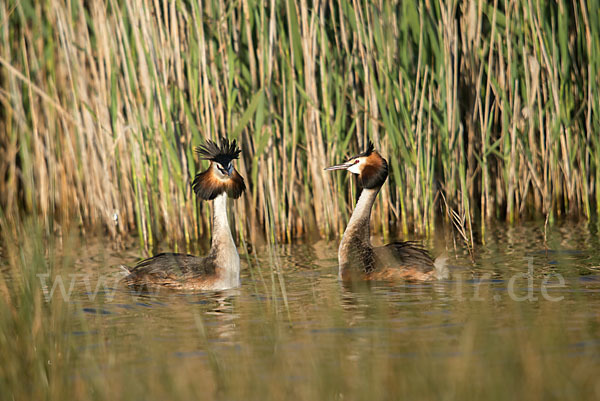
(195, 137), (241, 166)
(358, 141), (375, 157)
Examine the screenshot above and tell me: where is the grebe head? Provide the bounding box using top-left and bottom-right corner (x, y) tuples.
(325, 141), (388, 189)
(192, 137), (246, 200)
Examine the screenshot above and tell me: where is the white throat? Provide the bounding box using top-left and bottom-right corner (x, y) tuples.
(338, 187), (379, 269)
(210, 192), (240, 288)
(348, 163), (362, 175)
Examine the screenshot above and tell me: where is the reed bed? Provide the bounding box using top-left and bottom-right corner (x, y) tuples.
(1, 0), (598, 248)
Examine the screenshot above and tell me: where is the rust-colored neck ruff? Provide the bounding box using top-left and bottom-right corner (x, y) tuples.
(359, 152), (388, 189)
(193, 164), (245, 200)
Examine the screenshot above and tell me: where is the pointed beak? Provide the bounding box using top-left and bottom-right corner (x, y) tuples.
(215, 162), (234, 177)
(324, 161), (354, 171)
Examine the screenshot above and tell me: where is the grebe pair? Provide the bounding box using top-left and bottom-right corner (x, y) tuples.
(123, 138), (446, 290)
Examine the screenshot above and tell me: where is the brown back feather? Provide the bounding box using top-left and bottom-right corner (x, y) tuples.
(374, 241), (435, 272)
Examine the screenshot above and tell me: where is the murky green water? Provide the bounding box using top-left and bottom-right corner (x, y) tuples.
(2, 221), (600, 400)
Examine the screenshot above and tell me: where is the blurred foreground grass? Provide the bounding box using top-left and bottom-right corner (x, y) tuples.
(1, 217), (599, 401)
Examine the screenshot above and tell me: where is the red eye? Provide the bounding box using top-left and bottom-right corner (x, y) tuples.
(354, 160), (359, 164)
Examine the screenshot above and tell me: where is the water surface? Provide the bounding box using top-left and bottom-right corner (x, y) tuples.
(4, 221), (600, 400)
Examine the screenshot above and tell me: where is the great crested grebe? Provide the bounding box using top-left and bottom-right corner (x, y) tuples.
(325, 141), (448, 282)
(123, 137), (246, 290)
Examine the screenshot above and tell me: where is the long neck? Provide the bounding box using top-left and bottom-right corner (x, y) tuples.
(338, 187), (380, 265)
(210, 193), (240, 284)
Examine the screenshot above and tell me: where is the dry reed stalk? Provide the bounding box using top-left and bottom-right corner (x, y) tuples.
(0, 0), (598, 249)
